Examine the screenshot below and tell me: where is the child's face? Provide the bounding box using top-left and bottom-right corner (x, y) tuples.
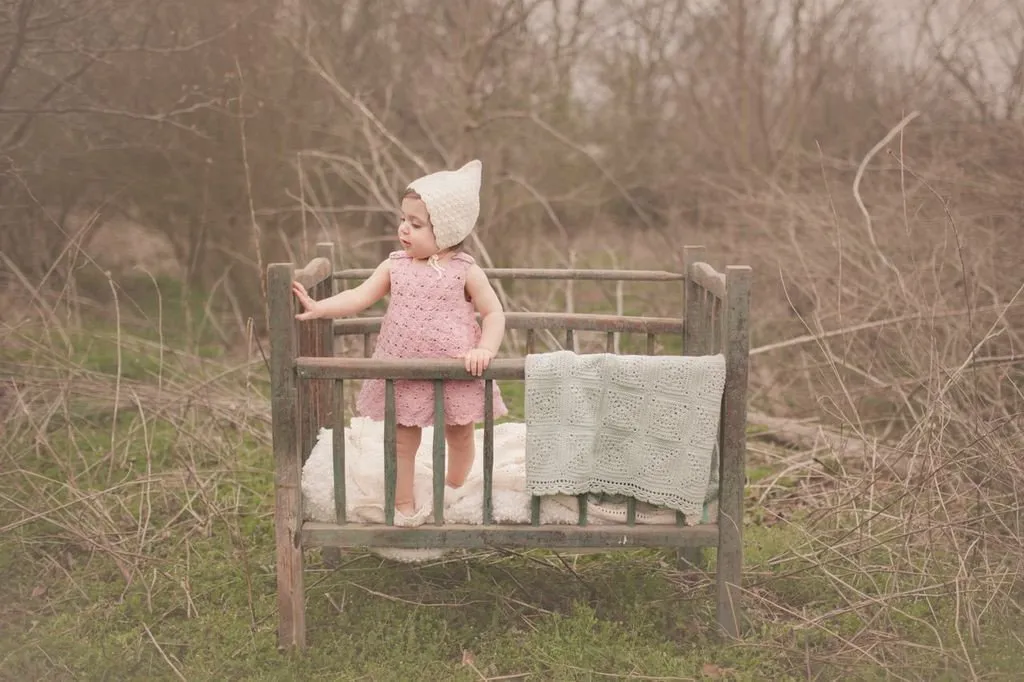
(397, 196), (438, 259)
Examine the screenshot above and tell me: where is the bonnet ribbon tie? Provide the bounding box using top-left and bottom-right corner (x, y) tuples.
(427, 253), (445, 277)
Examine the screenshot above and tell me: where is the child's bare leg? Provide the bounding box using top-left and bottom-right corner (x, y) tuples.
(395, 425), (421, 515)
(444, 423), (476, 488)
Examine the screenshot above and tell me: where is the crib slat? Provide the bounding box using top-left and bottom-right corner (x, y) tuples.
(577, 495), (588, 525)
(565, 328), (574, 349)
(483, 380), (494, 525)
(531, 496), (540, 526)
(384, 380), (396, 526)
(699, 289), (708, 353)
(363, 333), (371, 357)
(297, 354), (313, 463)
(333, 379), (346, 524)
(705, 290), (716, 353)
(699, 291), (710, 354)
(646, 333), (655, 355)
(526, 328), (536, 354)
(626, 498), (636, 525)
(706, 291), (715, 352)
(718, 296), (725, 352)
(432, 380), (445, 525)
(606, 331), (614, 352)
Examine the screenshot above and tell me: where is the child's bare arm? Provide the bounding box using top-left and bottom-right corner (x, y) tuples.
(465, 264), (505, 356)
(292, 259), (391, 320)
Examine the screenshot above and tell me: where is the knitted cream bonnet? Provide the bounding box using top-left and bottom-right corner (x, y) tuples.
(406, 159), (482, 251)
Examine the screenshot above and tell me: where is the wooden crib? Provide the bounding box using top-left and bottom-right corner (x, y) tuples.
(267, 242), (751, 650)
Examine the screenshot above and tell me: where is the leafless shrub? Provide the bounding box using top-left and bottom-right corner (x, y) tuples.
(2, 0), (1024, 675)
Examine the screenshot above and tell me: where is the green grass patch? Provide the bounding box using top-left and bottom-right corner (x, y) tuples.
(5, 393), (1022, 680)
(4, 281), (1024, 681)
(72, 269), (231, 352)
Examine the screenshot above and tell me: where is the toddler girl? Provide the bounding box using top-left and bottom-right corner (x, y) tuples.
(291, 160), (509, 525)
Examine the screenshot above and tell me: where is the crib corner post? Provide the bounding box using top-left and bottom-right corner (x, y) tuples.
(268, 262), (307, 650)
(682, 245), (706, 355)
(716, 264), (751, 639)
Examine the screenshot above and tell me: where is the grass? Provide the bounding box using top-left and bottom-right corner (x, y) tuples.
(3, 261), (1024, 681)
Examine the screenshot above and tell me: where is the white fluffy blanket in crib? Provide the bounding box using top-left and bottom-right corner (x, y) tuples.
(301, 418), (712, 563)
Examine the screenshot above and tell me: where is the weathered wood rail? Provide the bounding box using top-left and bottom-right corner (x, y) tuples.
(268, 243), (751, 650)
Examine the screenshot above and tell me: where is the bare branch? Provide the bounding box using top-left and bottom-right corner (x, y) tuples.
(0, 53), (99, 151)
(0, 0), (35, 100)
(0, 101), (223, 137)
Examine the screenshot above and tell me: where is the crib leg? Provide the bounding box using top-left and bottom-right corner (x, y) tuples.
(322, 546), (343, 568)
(275, 513), (306, 650)
(716, 522), (741, 638)
(676, 547), (706, 572)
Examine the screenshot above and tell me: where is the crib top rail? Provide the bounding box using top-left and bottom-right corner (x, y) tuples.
(331, 262), (726, 299)
(333, 312), (684, 336)
(308, 241), (731, 299)
(296, 356), (525, 381)
(334, 266), (685, 283)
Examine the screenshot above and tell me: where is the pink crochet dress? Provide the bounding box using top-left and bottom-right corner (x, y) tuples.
(356, 250), (509, 427)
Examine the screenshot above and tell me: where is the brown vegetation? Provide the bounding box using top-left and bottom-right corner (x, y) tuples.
(2, 0), (1023, 677)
